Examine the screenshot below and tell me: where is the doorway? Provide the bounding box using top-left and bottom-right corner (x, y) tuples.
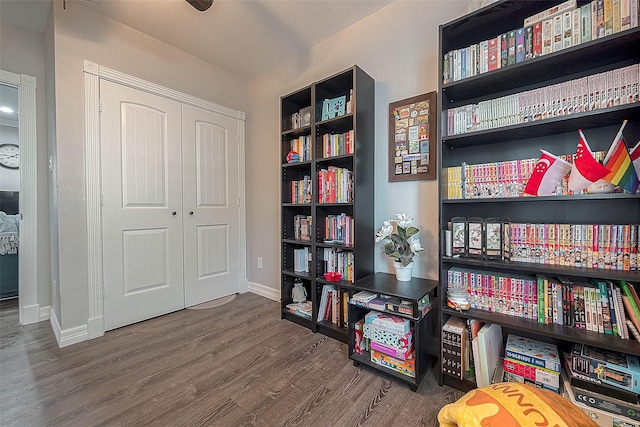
(0, 84), (20, 301)
(0, 70), (39, 326)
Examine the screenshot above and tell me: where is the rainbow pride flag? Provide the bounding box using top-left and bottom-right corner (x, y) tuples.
(604, 120), (639, 194)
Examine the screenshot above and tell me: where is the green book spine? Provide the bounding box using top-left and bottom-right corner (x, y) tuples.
(537, 275), (546, 324)
(619, 280), (640, 321)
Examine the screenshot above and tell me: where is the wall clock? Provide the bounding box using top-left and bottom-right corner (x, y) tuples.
(0, 143), (20, 169)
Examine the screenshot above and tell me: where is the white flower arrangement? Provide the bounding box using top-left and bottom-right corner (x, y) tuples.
(374, 213), (425, 267)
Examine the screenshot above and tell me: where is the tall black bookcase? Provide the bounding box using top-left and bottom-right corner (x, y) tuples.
(280, 65), (375, 343)
(437, 0), (640, 392)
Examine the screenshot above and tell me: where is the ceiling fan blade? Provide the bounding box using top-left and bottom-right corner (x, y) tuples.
(186, 0), (213, 12)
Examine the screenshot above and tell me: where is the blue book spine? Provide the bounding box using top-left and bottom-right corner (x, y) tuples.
(460, 48), (467, 79)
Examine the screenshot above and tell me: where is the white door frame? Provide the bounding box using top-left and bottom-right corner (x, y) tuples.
(0, 70), (39, 325)
(83, 60), (248, 339)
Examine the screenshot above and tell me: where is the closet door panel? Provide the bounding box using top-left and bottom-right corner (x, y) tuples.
(101, 80), (184, 331)
(182, 104), (240, 306)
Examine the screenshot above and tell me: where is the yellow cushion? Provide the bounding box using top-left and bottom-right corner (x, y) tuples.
(438, 382), (597, 427)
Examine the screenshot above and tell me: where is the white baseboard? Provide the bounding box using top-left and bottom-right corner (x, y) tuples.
(22, 303), (41, 325)
(49, 308), (62, 346)
(248, 281), (280, 301)
(49, 308), (88, 348)
(87, 316), (104, 340)
(40, 305), (50, 322)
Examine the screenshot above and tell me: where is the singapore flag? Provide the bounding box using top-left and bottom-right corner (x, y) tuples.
(568, 130), (611, 192)
(524, 149), (572, 196)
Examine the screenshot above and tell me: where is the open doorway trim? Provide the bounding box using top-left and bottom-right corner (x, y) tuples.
(0, 70), (39, 325)
(83, 60), (248, 340)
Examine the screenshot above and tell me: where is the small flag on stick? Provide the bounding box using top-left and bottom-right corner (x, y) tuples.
(568, 129), (611, 193)
(603, 120), (639, 194)
(524, 149), (572, 196)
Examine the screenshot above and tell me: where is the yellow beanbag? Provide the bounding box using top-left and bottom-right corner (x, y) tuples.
(438, 382), (597, 427)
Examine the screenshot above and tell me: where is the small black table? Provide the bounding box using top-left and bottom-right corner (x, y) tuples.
(347, 272), (439, 391)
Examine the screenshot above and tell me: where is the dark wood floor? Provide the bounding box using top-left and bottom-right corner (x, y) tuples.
(0, 293), (462, 426)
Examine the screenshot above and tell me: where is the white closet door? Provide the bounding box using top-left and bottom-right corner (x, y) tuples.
(182, 104), (240, 306)
(101, 80), (185, 331)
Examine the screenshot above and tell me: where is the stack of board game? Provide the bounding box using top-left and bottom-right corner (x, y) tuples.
(562, 344), (640, 427)
(442, 317), (467, 379)
(502, 334), (561, 393)
(349, 290), (377, 308)
(363, 311), (415, 377)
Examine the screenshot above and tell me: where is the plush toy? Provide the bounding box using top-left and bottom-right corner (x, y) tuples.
(291, 280), (307, 303)
(438, 382), (598, 427)
(286, 151), (300, 163)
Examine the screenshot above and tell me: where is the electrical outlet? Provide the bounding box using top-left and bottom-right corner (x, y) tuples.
(257, 257), (263, 268)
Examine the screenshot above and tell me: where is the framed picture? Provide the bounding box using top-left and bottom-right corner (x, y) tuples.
(467, 217), (484, 258)
(388, 92), (437, 182)
(451, 217), (467, 257)
(322, 95), (346, 121)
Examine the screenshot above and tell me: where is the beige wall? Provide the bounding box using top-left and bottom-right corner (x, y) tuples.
(246, 1), (469, 294)
(0, 19), (52, 313)
(50, 0), (249, 329)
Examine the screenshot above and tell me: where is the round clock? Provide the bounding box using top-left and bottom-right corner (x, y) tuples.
(0, 143), (20, 169)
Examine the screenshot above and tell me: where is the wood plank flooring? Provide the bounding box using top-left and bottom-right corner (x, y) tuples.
(0, 294), (462, 426)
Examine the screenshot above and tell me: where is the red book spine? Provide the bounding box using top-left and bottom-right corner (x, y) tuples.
(329, 169), (336, 203)
(488, 37), (498, 71)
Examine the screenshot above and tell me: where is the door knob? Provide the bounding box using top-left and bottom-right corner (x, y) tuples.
(189, 211), (194, 216)
(172, 211), (177, 216)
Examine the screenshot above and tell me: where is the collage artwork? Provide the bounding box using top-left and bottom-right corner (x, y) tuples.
(392, 99), (431, 176)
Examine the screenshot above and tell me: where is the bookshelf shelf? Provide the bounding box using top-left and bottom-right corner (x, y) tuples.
(282, 312), (313, 332)
(316, 242), (354, 250)
(443, 104), (640, 148)
(442, 27), (640, 102)
(317, 153), (354, 162)
(280, 66), (375, 343)
(438, 0), (640, 394)
(443, 193), (640, 204)
(315, 113), (353, 127)
(316, 202), (354, 207)
(282, 126), (312, 137)
(315, 278), (351, 287)
(442, 307), (640, 356)
(442, 374), (478, 393)
(282, 270), (313, 280)
(281, 160), (312, 168)
(281, 238), (312, 246)
(441, 257), (640, 282)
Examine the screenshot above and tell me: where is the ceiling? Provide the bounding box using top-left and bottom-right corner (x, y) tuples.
(0, 0), (394, 80)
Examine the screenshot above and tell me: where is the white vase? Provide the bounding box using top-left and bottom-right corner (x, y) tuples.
(393, 261), (414, 281)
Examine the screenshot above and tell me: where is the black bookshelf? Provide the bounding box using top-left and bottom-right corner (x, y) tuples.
(437, 0), (640, 392)
(280, 66), (375, 342)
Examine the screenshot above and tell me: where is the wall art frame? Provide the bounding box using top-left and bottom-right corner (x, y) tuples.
(388, 91), (437, 182)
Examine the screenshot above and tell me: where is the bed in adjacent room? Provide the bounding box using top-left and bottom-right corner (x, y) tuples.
(0, 191), (19, 299)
